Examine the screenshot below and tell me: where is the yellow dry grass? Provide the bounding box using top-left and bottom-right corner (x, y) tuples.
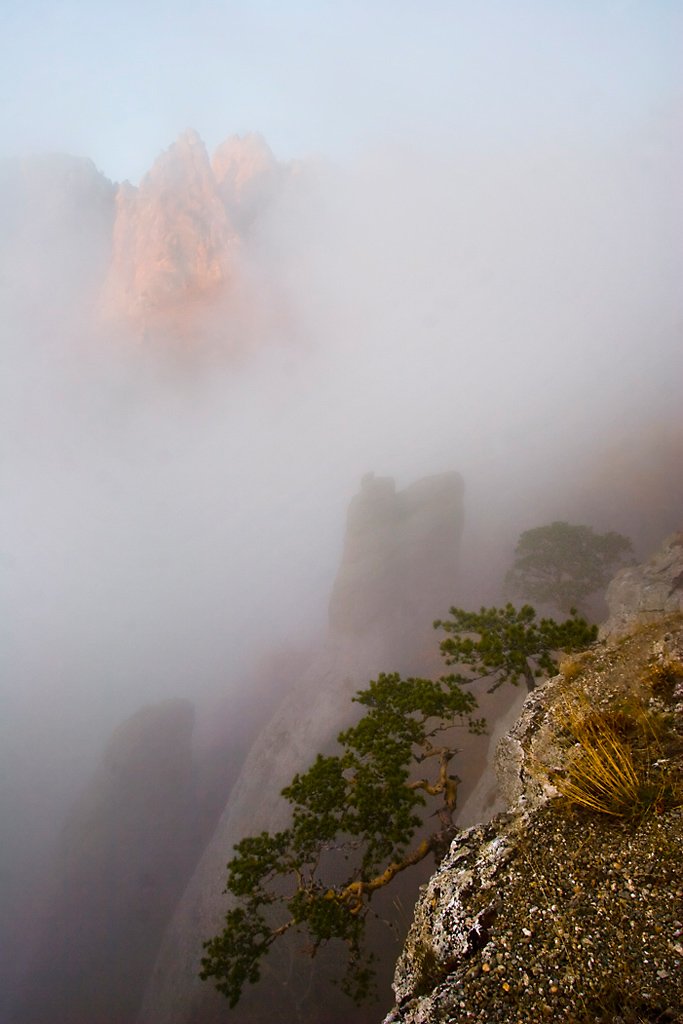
(548, 691), (678, 819)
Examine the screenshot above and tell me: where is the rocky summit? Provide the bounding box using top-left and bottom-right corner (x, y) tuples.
(0, 130), (288, 343)
(103, 131), (236, 328)
(384, 533), (683, 1024)
(101, 130), (286, 342)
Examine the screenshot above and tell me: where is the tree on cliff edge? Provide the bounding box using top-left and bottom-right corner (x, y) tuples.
(436, 603), (597, 693)
(201, 606), (596, 1006)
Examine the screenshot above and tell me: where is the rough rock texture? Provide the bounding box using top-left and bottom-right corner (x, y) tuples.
(102, 130), (237, 333)
(601, 530), (683, 640)
(136, 473), (465, 1024)
(12, 700), (200, 1024)
(101, 129), (289, 343)
(384, 534), (683, 1024)
(1, 131), (293, 345)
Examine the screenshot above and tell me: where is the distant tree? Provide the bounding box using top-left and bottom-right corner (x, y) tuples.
(435, 603), (597, 692)
(201, 605), (596, 1007)
(504, 521), (633, 615)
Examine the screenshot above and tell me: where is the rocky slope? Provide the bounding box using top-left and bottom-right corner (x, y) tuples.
(600, 530), (683, 640)
(384, 533), (683, 1024)
(102, 130), (236, 329)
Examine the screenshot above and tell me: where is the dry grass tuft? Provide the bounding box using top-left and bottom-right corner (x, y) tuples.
(558, 655), (585, 682)
(646, 658), (683, 701)
(547, 691), (681, 819)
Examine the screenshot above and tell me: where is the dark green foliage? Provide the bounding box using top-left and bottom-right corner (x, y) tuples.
(435, 604), (597, 692)
(200, 671), (483, 1007)
(201, 605), (596, 1007)
(504, 521), (633, 614)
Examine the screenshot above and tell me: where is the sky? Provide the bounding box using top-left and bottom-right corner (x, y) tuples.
(1, 0), (682, 784)
(2, 1), (682, 181)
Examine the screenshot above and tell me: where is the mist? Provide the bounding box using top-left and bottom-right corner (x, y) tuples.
(1, 4), (682, 1019)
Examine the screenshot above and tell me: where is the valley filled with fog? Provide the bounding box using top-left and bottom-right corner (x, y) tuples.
(1, 5), (682, 1022)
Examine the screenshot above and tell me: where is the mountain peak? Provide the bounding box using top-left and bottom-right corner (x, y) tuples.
(102, 130), (236, 336)
(100, 129), (289, 342)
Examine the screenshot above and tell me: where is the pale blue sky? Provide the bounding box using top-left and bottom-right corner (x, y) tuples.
(2, 1), (681, 181)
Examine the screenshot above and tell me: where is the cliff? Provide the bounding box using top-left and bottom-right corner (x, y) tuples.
(0, 152), (115, 312)
(101, 129), (287, 344)
(12, 700), (199, 1024)
(137, 471), (466, 1024)
(384, 534), (683, 1024)
(0, 130), (290, 345)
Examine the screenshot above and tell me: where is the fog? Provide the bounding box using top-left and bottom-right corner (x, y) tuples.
(1, 3), (682, 1019)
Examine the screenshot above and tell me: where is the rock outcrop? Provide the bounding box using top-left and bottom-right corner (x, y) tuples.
(600, 530), (683, 640)
(137, 472), (466, 1024)
(102, 130), (237, 335)
(384, 534), (683, 1024)
(1, 131), (293, 345)
(212, 132), (282, 231)
(101, 129), (289, 343)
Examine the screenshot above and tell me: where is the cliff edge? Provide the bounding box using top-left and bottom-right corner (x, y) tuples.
(384, 534), (683, 1024)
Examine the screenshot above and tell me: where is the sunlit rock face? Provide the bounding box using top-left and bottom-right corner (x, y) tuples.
(102, 130), (238, 336)
(136, 472), (466, 1024)
(212, 131), (282, 231)
(12, 700), (199, 1024)
(1, 130), (292, 345)
(100, 129), (292, 344)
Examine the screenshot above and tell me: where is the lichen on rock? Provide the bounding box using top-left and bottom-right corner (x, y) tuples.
(384, 533), (683, 1024)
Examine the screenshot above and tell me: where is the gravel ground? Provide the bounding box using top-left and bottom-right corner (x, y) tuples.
(442, 807), (683, 1023)
(385, 619), (683, 1024)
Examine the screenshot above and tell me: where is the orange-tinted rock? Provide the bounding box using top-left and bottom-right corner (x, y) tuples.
(212, 132), (282, 230)
(103, 131), (238, 337)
